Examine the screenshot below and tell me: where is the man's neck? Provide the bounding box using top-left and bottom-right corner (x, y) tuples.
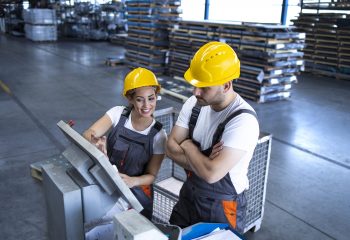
(211, 91), (237, 112)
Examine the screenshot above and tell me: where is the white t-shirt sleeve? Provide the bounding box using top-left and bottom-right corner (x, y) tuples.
(153, 129), (167, 154)
(176, 96), (197, 129)
(222, 113), (259, 152)
(106, 106), (125, 127)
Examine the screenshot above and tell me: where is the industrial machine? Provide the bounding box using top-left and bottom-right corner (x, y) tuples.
(42, 120), (168, 240)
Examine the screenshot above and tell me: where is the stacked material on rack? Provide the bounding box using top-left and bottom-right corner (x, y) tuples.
(124, 0), (182, 75)
(23, 8), (57, 41)
(293, 12), (350, 80)
(101, 2), (126, 37)
(301, 0), (350, 10)
(2, 3), (25, 36)
(57, 1), (126, 40)
(72, 2), (109, 40)
(167, 20), (305, 103)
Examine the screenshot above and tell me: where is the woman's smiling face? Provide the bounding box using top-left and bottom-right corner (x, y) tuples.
(128, 86), (157, 118)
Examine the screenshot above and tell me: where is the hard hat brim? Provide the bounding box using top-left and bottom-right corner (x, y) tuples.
(184, 68), (239, 88)
(123, 85), (161, 97)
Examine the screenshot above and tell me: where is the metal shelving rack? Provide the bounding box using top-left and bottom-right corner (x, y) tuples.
(1, 1), (25, 36)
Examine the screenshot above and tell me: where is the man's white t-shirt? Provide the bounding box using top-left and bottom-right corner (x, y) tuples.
(176, 95), (259, 194)
(106, 106), (167, 154)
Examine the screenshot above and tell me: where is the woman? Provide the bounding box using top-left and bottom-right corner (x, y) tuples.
(83, 67), (167, 219)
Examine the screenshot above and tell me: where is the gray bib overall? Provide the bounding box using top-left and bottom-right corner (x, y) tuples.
(169, 105), (258, 234)
(107, 107), (162, 219)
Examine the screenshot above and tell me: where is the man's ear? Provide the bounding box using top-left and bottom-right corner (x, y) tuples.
(223, 81), (232, 93)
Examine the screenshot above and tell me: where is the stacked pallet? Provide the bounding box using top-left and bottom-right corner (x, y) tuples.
(290, 13), (317, 67)
(166, 20), (305, 103)
(337, 19), (350, 75)
(23, 8), (57, 41)
(292, 0), (350, 79)
(292, 13), (350, 78)
(124, 0), (181, 75)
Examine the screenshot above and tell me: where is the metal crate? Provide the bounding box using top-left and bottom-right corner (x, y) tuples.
(153, 158), (186, 223)
(244, 133), (272, 232)
(152, 107), (185, 224)
(151, 117), (272, 234)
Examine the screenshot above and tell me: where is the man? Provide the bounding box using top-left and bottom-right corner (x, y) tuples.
(166, 41), (259, 234)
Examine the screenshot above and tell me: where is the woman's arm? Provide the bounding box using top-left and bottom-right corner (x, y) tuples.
(119, 154), (165, 188)
(83, 114), (112, 140)
(83, 114), (112, 155)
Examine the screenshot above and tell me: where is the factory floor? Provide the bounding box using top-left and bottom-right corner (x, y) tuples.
(0, 34), (349, 240)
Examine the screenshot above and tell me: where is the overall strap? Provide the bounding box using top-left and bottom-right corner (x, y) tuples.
(189, 104), (202, 140)
(107, 106), (132, 158)
(113, 106), (132, 127)
(211, 109), (258, 146)
(148, 120), (163, 138)
(120, 106), (132, 119)
(147, 121), (163, 156)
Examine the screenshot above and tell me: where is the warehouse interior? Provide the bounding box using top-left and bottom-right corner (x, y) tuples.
(1, 0), (350, 240)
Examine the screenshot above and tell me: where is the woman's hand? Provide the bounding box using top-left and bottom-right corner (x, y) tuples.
(119, 173), (137, 188)
(91, 134), (107, 156)
(209, 141), (224, 159)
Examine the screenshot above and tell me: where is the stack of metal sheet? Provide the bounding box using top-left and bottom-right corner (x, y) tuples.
(23, 8), (57, 41)
(124, 0), (182, 75)
(167, 20), (305, 103)
(293, 10), (350, 80)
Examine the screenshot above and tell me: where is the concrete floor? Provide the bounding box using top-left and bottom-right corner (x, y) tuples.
(0, 34), (349, 240)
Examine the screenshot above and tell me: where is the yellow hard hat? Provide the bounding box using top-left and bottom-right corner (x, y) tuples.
(123, 67), (161, 96)
(184, 41), (240, 87)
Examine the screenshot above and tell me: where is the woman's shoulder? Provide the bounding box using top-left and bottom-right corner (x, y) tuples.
(107, 106), (125, 116)
(106, 106), (126, 125)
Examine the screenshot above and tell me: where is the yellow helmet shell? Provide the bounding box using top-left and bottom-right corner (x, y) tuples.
(184, 42), (240, 87)
(123, 67), (161, 96)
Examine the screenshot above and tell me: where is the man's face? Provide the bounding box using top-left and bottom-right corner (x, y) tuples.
(192, 85), (225, 106)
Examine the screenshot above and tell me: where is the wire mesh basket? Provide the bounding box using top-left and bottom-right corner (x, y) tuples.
(154, 107), (177, 135)
(244, 133), (272, 232)
(153, 158), (186, 224)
